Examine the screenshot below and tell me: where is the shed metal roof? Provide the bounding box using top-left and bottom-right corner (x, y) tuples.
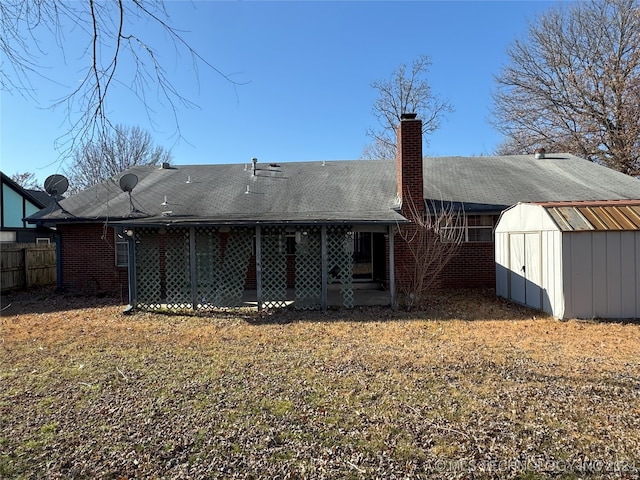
(538, 200), (640, 231)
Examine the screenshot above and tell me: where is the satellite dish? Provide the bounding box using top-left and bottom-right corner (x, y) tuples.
(119, 173), (138, 193)
(44, 174), (69, 196)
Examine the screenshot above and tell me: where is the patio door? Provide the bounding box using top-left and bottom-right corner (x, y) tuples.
(353, 232), (373, 280)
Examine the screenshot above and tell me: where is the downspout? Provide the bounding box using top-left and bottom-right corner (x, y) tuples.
(55, 231), (62, 291)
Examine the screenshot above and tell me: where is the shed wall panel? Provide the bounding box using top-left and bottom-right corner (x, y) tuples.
(567, 233), (593, 319)
(542, 230), (563, 318)
(541, 230), (553, 314)
(495, 232), (508, 299)
(606, 233), (623, 318)
(620, 232), (638, 318)
(592, 234), (608, 318)
(637, 234), (640, 318)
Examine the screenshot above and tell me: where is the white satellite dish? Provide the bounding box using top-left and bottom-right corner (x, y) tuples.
(44, 174), (69, 196)
(119, 173), (138, 192)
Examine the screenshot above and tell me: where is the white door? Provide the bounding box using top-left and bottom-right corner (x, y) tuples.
(509, 233), (526, 305)
(509, 233), (542, 309)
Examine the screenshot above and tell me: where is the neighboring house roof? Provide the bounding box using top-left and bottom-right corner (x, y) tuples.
(29, 160), (405, 226)
(1, 171), (48, 209)
(26, 189), (58, 208)
(423, 154), (640, 213)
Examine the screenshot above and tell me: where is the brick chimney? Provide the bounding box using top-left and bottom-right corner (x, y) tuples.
(396, 113), (424, 216)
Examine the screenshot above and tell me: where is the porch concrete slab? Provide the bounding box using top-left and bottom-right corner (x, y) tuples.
(241, 284), (391, 309)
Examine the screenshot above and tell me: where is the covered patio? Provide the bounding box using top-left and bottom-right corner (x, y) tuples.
(122, 223), (398, 312)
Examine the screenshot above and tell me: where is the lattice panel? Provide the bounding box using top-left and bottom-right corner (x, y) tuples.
(194, 227), (220, 309)
(216, 228), (252, 307)
(260, 227), (289, 309)
(164, 228), (192, 309)
(135, 228), (162, 310)
(327, 226), (354, 308)
(294, 227), (322, 309)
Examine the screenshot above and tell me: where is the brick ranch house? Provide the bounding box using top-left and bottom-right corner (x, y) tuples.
(28, 114), (640, 310)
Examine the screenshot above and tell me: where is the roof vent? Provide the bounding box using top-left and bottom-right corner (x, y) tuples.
(161, 162), (171, 169)
(534, 147), (546, 159)
(251, 157), (258, 176)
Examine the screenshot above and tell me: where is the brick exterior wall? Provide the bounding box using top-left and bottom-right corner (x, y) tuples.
(243, 253), (295, 290)
(58, 223), (129, 298)
(438, 242), (496, 288)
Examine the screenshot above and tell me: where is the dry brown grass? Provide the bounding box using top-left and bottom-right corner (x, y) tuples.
(1, 288), (639, 479)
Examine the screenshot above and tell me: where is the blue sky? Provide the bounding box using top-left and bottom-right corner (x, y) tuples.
(1, 1), (565, 187)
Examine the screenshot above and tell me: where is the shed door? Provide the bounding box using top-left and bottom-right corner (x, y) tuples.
(509, 233), (541, 309)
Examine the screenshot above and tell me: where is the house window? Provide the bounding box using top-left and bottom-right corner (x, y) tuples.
(441, 215), (496, 243)
(0, 231), (16, 243)
(116, 238), (129, 267)
(36, 238), (50, 244)
(285, 235), (296, 255)
(466, 215), (495, 242)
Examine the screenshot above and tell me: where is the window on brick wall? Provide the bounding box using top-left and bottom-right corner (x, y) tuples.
(115, 236), (129, 267)
(285, 235), (296, 255)
(441, 214), (496, 243)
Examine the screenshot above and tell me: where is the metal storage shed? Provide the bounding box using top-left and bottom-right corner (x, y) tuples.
(495, 201), (640, 320)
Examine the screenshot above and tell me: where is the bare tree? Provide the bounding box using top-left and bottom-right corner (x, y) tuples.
(396, 196), (465, 310)
(363, 55), (453, 160)
(65, 124), (171, 193)
(0, 1), (241, 155)
(492, 0), (640, 177)
(10, 172), (40, 190)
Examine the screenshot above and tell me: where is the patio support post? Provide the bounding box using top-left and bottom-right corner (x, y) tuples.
(321, 225), (327, 310)
(389, 225), (396, 310)
(255, 225), (262, 311)
(127, 230), (137, 310)
(189, 227), (197, 309)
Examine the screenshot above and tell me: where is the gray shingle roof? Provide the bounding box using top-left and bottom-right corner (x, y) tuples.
(30, 160), (404, 226)
(28, 153), (640, 225)
(424, 154), (640, 213)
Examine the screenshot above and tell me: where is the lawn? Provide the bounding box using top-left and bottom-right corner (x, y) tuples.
(1, 288), (639, 479)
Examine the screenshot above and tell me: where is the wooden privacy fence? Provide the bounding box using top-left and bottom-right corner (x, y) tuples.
(1, 243), (57, 291)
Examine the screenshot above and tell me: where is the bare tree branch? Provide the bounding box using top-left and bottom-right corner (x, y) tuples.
(492, 0), (640, 176)
(64, 124), (171, 193)
(0, 1), (245, 161)
(396, 193), (465, 310)
(363, 55), (453, 160)
(10, 172), (40, 190)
